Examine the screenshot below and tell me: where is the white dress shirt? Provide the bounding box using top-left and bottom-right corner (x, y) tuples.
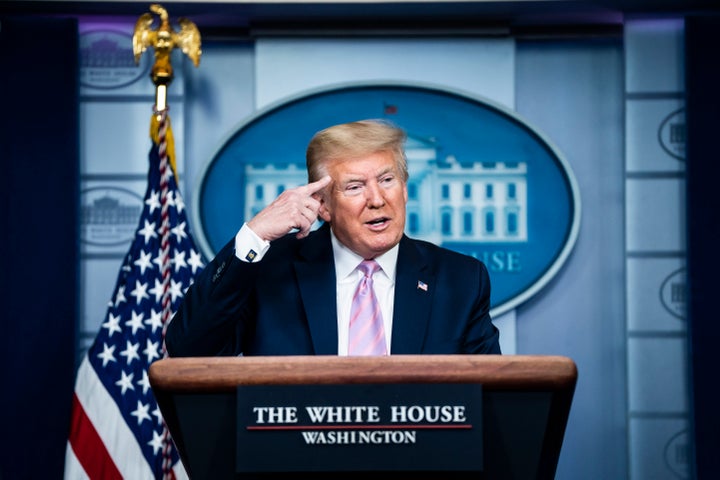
(330, 231), (397, 355)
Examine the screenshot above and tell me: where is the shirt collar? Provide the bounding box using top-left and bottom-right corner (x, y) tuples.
(330, 229), (399, 282)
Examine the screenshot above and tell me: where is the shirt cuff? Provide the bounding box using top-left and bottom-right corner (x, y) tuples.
(235, 223), (270, 262)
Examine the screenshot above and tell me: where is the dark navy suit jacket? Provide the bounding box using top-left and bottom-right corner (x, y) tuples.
(166, 222), (500, 357)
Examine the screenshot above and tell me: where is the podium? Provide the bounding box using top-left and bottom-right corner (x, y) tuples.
(149, 355), (577, 479)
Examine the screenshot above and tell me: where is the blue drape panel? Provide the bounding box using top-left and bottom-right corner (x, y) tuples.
(685, 14), (720, 480)
(0, 16), (79, 478)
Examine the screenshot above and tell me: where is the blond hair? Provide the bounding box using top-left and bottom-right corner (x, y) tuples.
(306, 119), (408, 182)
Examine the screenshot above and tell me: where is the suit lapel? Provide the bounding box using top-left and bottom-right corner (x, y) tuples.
(294, 224), (338, 355)
(391, 237), (434, 354)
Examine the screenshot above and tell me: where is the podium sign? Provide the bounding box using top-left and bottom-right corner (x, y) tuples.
(149, 355), (577, 479)
(236, 383), (483, 473)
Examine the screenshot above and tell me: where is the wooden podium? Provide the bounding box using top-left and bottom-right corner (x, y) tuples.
(149, 355), (577, 479)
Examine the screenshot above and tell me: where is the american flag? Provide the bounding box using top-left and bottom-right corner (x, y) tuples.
(65, 111), (204, 479)
(383, 103), (398, 115)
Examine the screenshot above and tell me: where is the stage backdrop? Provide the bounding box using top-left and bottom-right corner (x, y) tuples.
(74, 17), (688, 480)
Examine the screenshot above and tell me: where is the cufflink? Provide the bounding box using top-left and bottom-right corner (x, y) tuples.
(245, 249), (257, 262)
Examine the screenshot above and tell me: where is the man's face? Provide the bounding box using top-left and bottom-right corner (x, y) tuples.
(318, 151), (408, 259)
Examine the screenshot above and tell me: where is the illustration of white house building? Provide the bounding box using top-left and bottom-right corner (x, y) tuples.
(243, 132), (528, 244)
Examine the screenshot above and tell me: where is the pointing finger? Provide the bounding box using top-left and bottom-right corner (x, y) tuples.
(303, 175), (332, 195)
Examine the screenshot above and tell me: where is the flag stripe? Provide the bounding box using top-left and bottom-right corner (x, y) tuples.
(68, 392), (122, 480)
(172, 462), (188, 480)
(73, 357), (156, 479)
(64, 444), (91, 480)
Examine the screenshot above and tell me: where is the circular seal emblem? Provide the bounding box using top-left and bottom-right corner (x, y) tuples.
(194, 82), (581, 316)
(663, 429), (689, 479)
(660, 267), (687, 320)
(81, 186), (143, 246)
(79, 30), (151, 89)
(658, 108), (686, 161)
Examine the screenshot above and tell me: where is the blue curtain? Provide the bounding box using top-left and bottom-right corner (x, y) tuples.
(685, 14), (720, 480)
(0, 16), (79, 478)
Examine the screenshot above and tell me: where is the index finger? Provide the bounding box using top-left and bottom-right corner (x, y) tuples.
(303, 175), (332, 195)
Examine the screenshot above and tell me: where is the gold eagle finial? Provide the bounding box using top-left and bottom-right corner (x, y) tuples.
(132, 3), (201, 108)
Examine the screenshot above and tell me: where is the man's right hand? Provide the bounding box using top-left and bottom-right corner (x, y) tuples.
(246, 175), (332, 241)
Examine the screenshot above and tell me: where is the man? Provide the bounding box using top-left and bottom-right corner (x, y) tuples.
(165, 119), (500, 357)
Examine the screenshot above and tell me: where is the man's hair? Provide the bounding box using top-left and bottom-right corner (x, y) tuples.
(306, 119), (408, 183)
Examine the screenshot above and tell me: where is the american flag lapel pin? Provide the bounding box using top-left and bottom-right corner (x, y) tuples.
(417, 280), (428, 291)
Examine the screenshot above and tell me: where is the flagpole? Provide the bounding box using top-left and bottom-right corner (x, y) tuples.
(132, 0), (202, 330)
(132, 4), (202, 478)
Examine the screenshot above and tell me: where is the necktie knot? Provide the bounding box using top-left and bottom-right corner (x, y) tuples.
(358, 259), (380, 278)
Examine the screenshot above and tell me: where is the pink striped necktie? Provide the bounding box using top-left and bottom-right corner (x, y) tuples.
(348, 259), (387, 356)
